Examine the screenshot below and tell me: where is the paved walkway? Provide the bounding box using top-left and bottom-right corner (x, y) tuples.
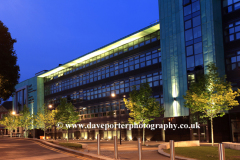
(51, 139), (170, 160)
(0, 137), (96, 160)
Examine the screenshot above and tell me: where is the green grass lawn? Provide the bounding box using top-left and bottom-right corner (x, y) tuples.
(164, 146), (240, 160)
(58, 142), (82, 150)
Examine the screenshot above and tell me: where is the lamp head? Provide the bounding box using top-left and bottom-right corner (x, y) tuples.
(111, 93), (115, 97)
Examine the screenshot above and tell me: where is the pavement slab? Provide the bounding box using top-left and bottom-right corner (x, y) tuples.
(0, 138), (93, 160)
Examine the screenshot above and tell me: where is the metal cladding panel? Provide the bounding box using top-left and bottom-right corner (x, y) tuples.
(14, 76), (44, 115)
(159, 0), (189, 117)
(200, 0), (225, 76)
(37, 77), (44, 114)
(159, 0), (225, 117)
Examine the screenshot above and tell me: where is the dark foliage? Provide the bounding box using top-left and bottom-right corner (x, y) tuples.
(0, 21), (20, 103)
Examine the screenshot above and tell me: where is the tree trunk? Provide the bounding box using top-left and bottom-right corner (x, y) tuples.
(10, 131), (12, 138)
(44, 127), (46, 140)
(143, 127), (145, 145)
(211, 117), (214, 146)
(25, 130), (28, 138)
(67, 128), (69, 142)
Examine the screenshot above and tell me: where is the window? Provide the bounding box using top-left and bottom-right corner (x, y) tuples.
(194, 42), (202, 54)
(193, 26), (201, 38)
(188, 74), (195, 83)
(187, 56), (195, 68)
(195, 54), (203, 66)
(140, 62), (145, 68)
(184, 5), (192, 16)
(226, 50), (240, 71)
(185, 29), (193, 41)
(223, 0), (240, 13)
(183, 0), (191, 6)
(235, 2), (240, 10)
(192, 16), (201, 27)
(184, 0), (203, 71)
(192, 0), (200, 13)
(185, 20), (192, 29)
(186, 45), (193, 56)
(224, 20), (240, 42)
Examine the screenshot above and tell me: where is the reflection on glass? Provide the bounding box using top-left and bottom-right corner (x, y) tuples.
(195, 54), (203, 66)
(184, 5), (192, 16)
(194, 42), (202, 54)
(186, 45), (193, 56)
(192, 16), (201, 27)
(185, 20), (192, 29)
(193, 26), (201, 39)
(187, 56), (195, 68)
(192, 0), (200, 13)
(185, 29), (193, 41)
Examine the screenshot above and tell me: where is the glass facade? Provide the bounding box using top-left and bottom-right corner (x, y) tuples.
(17, 91), (22, 108)
(44, 29), (162, 121)
(44, 31), (160, 82)
(222, 0), (240, 14)
(224, 19), (240, 42)
(75, 94), (163, 120)
(183, 0), (203, 83)
(226, 50), (240, 71)
(45, 48), (161, 96)
(46, 70), (162, 103)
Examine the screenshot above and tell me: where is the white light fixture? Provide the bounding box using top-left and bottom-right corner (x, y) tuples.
(111, 93), (116, 97)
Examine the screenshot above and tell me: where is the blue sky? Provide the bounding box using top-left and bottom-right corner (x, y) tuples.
(0, 0), (159, 84)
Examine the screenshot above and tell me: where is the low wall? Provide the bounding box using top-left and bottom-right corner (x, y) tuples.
(158, 141), (199, 160)
(223, 142), (240, 150)
(158, 140), (200, 150)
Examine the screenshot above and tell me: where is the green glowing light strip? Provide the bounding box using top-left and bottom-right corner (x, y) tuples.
(38, 23), (160, 78)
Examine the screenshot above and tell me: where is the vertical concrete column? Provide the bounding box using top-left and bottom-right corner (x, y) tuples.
(114, 136), (118, 159)
(162, 119), (165, 141)
(170, 140), (175, 160)
(97, 134), (100, 155)
(218, 143), (225, 160)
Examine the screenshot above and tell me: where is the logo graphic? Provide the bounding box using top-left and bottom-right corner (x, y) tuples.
(56, 122), (63, 129)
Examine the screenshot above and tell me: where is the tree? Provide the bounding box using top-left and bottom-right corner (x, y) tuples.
(123, 82), (164, 145)
(183, 63), (240, 146)
(0, 111), (20, 137)
(35, 105), (56, 140)
(0, 21), (20, 103)
(54, 98), (80, 141)
(19, 105), (34, 138)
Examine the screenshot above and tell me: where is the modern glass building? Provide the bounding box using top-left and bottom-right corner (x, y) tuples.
(13, 0), (240, 142)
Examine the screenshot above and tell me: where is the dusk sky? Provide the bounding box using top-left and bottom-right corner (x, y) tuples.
(0, 0), (159, 87)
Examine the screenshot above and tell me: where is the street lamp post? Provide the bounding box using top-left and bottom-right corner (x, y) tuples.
(49, 104), (56, 140)
(79, 107), (86, 139)
(11, 111), (16, 137)
(111, 93), (125, 145)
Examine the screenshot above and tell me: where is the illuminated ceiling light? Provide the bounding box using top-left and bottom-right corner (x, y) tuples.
(111, 93), (116, 97)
